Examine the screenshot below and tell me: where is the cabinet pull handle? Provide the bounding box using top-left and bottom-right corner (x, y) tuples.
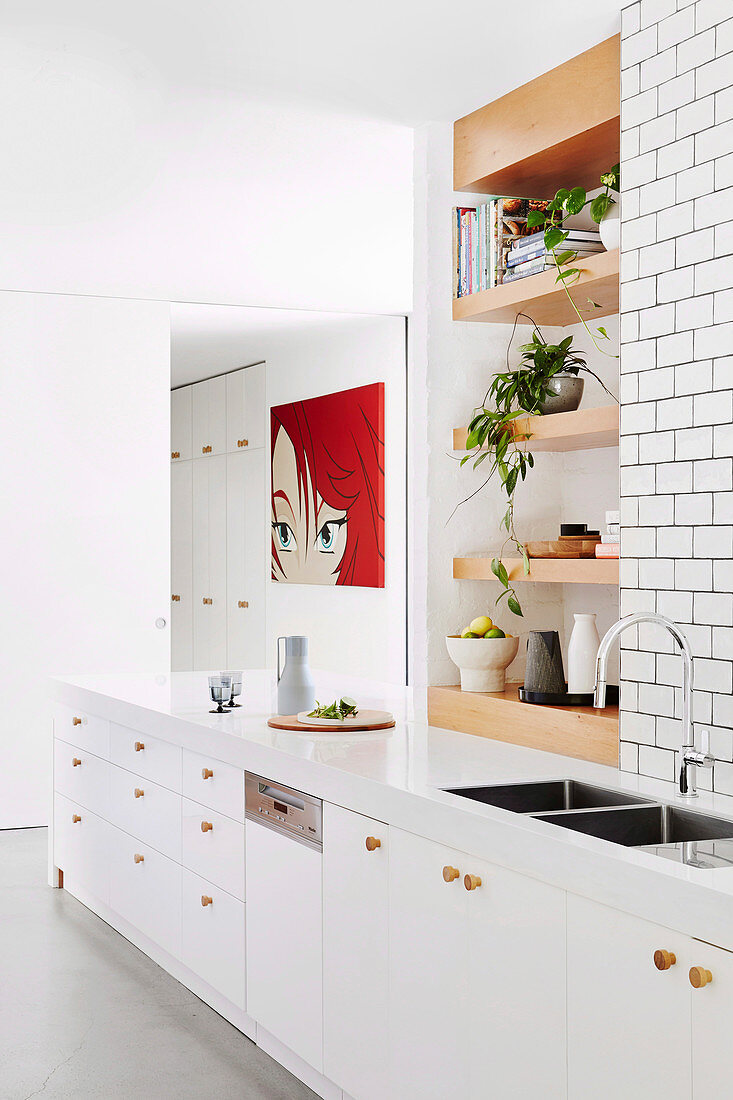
(72, 814), (82, 824)
(202, 597), (213, 605)
(654, 949), (677, 971)
(365, 836), (381, 852)
(134, 853), (144, 864)
(72, 757), (82, 767)
(201, 895), (213, 907)
(238, 600), (249, 609)
(201, 821), (214, 833)
(202, 767), (214, 780)
(442, 865), (460, 883)
(464, 873), (482, 892)
(72, 716), (83, 726)
(171, 451), (180, 460)
(134, 741), (145, 752)
(134, 788), (144, 799)
(171, 594), (181, 602)
(237, 439), (249, 448)
(690, 966), (713, 988)
(202, 445), (212, 454)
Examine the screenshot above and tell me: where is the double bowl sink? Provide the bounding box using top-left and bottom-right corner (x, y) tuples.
(442, 780), (733, 869)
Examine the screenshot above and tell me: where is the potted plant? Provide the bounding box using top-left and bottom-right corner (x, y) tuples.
(458, 319), (616, 617)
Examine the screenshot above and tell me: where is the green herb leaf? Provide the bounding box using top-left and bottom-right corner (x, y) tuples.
(507, 595), (523, 617)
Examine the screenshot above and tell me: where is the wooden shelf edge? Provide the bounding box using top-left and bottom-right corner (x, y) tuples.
(452, 249), (619, 327)
(453, 557), (619, 585)
(428, 684), (619, 767)
(453, 404), (619, 453)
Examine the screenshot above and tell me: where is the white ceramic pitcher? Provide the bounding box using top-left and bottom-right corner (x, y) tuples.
(276, 636), (316, 716)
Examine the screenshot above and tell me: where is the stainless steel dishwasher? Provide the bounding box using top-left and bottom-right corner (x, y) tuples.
(245, 772), (324, 1071)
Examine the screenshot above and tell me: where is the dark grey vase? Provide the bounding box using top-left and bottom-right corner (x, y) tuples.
(537, 374), (584, 415)
(525, 631), (566, 694)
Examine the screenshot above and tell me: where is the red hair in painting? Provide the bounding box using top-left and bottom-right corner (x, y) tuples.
(270, 383), (385, 587)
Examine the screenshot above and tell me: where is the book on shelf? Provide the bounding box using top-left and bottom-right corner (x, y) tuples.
(595, 543), (620, 558)
(507, 238), (604, 266)
(502, 250), (603, 283)
(452, 196), (554, 297)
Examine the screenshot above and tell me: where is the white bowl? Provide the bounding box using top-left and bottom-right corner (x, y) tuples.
(445, 634), (520, 692)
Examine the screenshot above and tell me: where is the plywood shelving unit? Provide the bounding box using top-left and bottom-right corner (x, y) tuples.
(453, 557), (619, 585)
(453, 404), (619, 452)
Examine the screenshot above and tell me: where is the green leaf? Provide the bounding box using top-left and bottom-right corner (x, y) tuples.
(564, 187), (587, 215)
(555, 267), (580, 284)
(553, 188), (570, 206)
(598, 326), (609, 339)
(522, 547), (530, 574)
(490, 558), (509, 587)
(526, 210), (545, 229)
(507, 595), (524, 617)
(544, 226), (567, 252)
(590, 192), (612, 224)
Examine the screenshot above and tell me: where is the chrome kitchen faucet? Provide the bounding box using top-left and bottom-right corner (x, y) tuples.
(593, 613), (713, 797)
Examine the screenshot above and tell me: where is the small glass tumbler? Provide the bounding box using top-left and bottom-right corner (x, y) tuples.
(208, 675), (230, 714)
(223, 670), (243, 707)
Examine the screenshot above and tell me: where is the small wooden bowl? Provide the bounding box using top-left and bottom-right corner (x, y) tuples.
(526, 539), (601, 558)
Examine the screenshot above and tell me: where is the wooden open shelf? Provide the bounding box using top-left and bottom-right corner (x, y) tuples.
(428, 685), (619, 767)
(453, 249), (619, 326)
(454, 36), (620, 197)
(453, 557), (619, 585)
(453, 404), (619, 453)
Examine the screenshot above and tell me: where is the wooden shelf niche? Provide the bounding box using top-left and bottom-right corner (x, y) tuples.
(453, 404), (619, 453)
(453, 557), (619, 585)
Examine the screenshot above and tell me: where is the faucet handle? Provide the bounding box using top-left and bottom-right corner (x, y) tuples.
(695, 729), (714, 769)
(701, 729), (710, 756)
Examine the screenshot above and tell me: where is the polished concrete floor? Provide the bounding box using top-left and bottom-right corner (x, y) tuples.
(0, 829), (317, 1099)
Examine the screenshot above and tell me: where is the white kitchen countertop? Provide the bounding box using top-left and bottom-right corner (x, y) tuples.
(51, 670), (733, 951)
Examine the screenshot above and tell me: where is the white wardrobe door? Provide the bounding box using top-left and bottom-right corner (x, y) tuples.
(226, 450), (266, 668)
(171, 461), (193, 671)
(192, 376), (227, 457)
(225, 367), (247, 453)
(192, 455), (228, 670)
(244, 362), (266, 449)
(170, 387), (192, 461)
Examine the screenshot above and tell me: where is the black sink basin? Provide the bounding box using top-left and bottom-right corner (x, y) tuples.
(442, 779), (650, 814)
(536, 804), (733, 847)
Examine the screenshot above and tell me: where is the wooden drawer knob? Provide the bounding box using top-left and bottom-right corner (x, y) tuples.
(654, 949), (677, 971)
(201, 895), (213, 907)
(238, 600), (249, 608)
(201, 820), (214, 833)
(134, 741), (145, 752)
(72, 716), (83, 726)
(202, 767), (214, 780)
(690, 966), (713, 988)
(464, 873), (482, 892)
(237, 439), (248, 448)
(202, 445), (212, 454)
(72, 757), (82, 767)
(171, 594), (181, 602)
(171, 451), (180, 460)
(202, 597), (213, 605)
(442, 865), (460, 883)
(72, 814), (82, 824)
(365, 836), (381, 852)
(133, 853), (144, 864)
(134, 788), (144, 799)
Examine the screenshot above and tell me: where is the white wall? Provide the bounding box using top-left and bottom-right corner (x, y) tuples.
(0, 292), (171, 826)
(413, 122), (620, 691)
(0, 29), (413, 315)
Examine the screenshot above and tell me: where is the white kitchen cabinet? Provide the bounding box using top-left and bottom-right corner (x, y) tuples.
(192, 375), (227, 457)
(226, 450), (266, 669)
(181, 868), (246, 1010)
(225, 362), (266, 452)
(323, 804), (390, 1100)
(192, 453), (228, 670)
(171, 386), (192, 461)
(54, 739), (110, 819)
(182, 749), (245, 823)
(246, 818), (323, 1072)
(109, 827), (182, 959)
(171, 460), (194, 670)
(108, 764), (182, 862)
(182, 797), (245, 900)
(53, 793), (112, 905)
(53, 704), (109, 758)
(567, 894), (691, 1100)
(690, 939), (733, 1096)
(109, 724), (182, 791)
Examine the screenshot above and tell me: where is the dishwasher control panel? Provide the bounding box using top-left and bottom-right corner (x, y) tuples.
(245, 772), (323, 851)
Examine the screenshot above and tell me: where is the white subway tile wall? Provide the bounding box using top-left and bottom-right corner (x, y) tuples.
(621, 0), (733, 785)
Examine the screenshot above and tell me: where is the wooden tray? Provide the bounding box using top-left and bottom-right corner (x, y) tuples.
(526, 539), (600, 558)
(268, 711), (396, 733)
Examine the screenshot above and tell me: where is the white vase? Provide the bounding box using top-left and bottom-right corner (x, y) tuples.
(599, 203), (620, 251)
(567, 614), (600, 694)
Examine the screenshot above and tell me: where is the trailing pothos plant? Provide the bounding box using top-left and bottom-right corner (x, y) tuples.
(457, 318), (617, 618)
(525, 164), (620, 356)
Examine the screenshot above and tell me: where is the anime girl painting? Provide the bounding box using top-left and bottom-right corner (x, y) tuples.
(270, 383), (385, 588)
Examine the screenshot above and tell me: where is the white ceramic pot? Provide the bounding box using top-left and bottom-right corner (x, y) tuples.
(567, 613), (601, 694)
(445, 634), (520, 692)
(599, 203), (620, 251)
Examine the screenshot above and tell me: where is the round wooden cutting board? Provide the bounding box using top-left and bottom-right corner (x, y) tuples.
(268, 710), (396, 733)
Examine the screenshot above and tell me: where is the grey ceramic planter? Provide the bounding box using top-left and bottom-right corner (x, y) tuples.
(537, 374), (584, 415)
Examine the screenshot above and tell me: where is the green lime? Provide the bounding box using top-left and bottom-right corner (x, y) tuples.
(484, 627), (506, 638)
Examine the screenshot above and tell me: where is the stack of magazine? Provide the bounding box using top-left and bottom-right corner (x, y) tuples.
(452, 199), (605, 296)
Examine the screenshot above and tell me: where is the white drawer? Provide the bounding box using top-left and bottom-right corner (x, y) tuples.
(182, 798), (245, 901)
(109, 827), (181, 958)
(54, 793), (111, 905)
(109, 764), (181, 862)
(53, 703), (109, 758)
(182, 749), (244, 823)
(181, 868), (245, 1010)
(110, 724), (182, 792)
(54, 739), (109, 818)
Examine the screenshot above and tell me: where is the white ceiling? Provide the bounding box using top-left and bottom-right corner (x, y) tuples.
(7, 0), (625, 124)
